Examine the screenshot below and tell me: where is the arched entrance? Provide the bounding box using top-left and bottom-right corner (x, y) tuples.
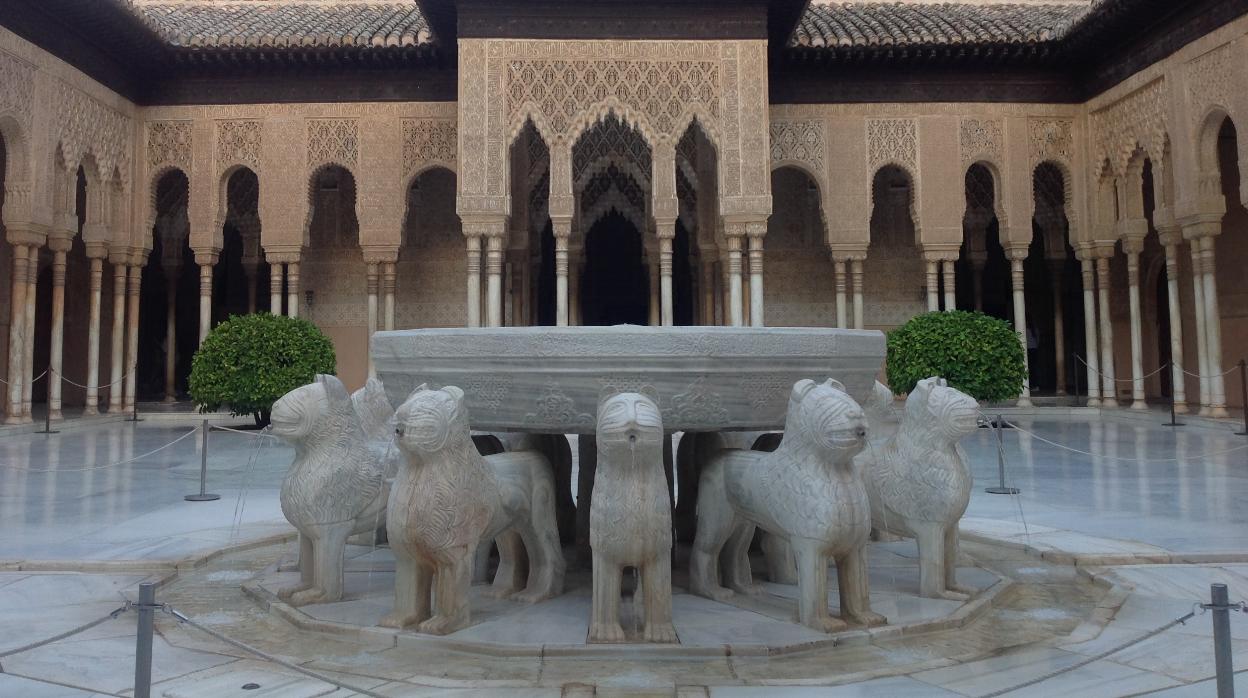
(580, 211), (649, 326)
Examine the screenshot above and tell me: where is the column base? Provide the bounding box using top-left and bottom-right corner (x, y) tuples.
(49, 410), (63, 421)
(1016, 397), (1033, 408)
(1172, 402), (1188, 415)
(1210, 406), (1230, 419)
(4, 415), (23, 425)
(1086, 398), (1101, 408)
(1199, 406), (1213, 417)
(83, 406), (99, 417)
(163, 395), (178, 404)
(1130, 400), (1148, 411)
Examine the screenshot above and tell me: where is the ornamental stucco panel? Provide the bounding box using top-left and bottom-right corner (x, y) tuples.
(1090, 78), (1167, 176)
(959, 117), (1003, 167)
(457, 39), (772, 220)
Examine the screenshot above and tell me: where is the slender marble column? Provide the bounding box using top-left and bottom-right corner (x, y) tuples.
(1199, 235), (1229, 417)
(485, 236), (504, 328)
(748, 233), (764, 327)
(48, 242), (69, 420)
(383, 262), (396, 331)
(833, 258), (847, 329)
(1124, 241), (1147, 409)
(720, 260), (731, 327)
(570, 257), (582, 326)
(124, 261), (142, 413)
(659, 236), (674, 326)
(1095, 255), (1117, 405)
(925, 260), (940, 312)
(196, 253), (216, 346)
(1162, 238), (1187, 412)
(553, 225), (569, 327)
(286, 261), (301, 319)
(270, 263), (285, 315)
(1009, 252), (1032, 407)
(1079, 253), (1102, 407)
(4, 244), (29, 424)
(366, 262), (379, 376)
(741, 249), (751, 327)
(1049, 260), (1067, 396)
(1189, 239), (1210, 413)
(21, 247), (38, 420)
(851, 258), (865, 330)
(942, 259), (956, 311)
(243, 265), (258, 314)
(726, 236), (744, 327)
(84, 255), (104, 415)
(648, 259), (660, 326)
(108, 260), (126, 413)
(164, 269), (179, 402)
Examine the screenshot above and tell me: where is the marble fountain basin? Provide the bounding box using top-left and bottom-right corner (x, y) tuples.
(372, 325), (886, 433)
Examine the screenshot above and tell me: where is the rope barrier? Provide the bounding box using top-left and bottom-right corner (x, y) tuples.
(164, 606), (388, 698)
(0, 370), (48, 388)
(1181, 364), (1241, 379)
(47, 367), (132, 391)
(0, 427), (201, 473)
(210, 424), (278, 439)
(1073, 356), (1170, 383)
(986, 414), (1248, 463)
(980, 609), (1198, 697)
(0, 603), (130, 666)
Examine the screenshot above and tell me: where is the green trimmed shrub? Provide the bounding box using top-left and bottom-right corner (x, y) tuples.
(886, 310), (1026, 403)
(189, 313), (336, 425)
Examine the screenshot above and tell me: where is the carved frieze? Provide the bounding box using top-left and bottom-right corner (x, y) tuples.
(867, 118), (917, 171)
(1187, 45), (1234, 126)
(770, 119), (825, 175)
(216, 120), (262, 172)
(402, 118), (457, 177)
(959, 118), (1002, 165)
(0, 49), (35, 129)
(1028, 118), (1073, 166)
(147, 120), (193, 171)
(307, 118), (359, 170)
(1090, 79), (1166, 174)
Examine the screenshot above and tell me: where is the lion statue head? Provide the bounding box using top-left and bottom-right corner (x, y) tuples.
(784, 378), (868, 462)
(270, 374), (354, 444)
(394, 384), (470, 457)
(596, 391), (664, 458)
(903, 377), (979, 443)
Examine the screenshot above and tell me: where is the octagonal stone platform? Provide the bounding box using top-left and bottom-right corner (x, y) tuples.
(244, 541), (1004, 656)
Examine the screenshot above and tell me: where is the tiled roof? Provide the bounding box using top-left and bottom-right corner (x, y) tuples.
(134, 1), (433, 49)
(792, 2), (1089, 49)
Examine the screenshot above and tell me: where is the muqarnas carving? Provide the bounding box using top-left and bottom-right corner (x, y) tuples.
(383, 385), (564, 634)
(690, 379), (885, 633)
(589, 392), (676, 643)
(271, 375), (396, 606)
(861, 377), (980, 600)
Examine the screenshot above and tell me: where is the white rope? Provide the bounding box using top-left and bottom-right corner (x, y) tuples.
(980, 609), (1197, 697)
(210, 424), (279, 439)
(1181, 364), (1241, 379)
(165, 607), (388, 698)
(0, 426), (201, 473)
(1073, 356), (1170, 383)
(990, 414), (1248, 463)
(0, 604), (130, 664)
(0, 370), (48, 387)
(47, 367), (132, 391)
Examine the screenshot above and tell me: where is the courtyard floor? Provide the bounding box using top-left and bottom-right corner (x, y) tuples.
(0, 409), (1246, 696)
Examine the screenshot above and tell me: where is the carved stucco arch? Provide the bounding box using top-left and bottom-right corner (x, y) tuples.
(1032, 159), (1076, 248)
(303, 161), (361, 248)
(869, 161), (921, 243)
(770, 162), (830, 249)
(402, 164), (457, 238)
(581, 186), (649, 234)
(1196, 107), (1237, 177)
(146, 165), (189, 249)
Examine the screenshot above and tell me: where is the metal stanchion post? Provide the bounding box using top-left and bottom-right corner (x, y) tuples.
(1237, 360), (1247, 437)
(1165, 364), (1184, 427)
(35, 405), (59, 435)
(127, 400), (142, 423)
(134, 582), (156, 698)
(1206, 583), (1236, 698)
(985, 414), (1020, 495)
(184, 420), (221, 502)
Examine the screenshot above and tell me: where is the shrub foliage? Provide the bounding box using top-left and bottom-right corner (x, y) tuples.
(886, 310), (1026, 402)
(189, 313), (336, 424)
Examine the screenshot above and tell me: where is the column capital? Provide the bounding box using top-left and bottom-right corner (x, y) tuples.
(46, 232), (74, 254)
(460, 214), (508, 239)
(264, 246), (303, 265)
(361, 245), (400, 264)
(84, 241), (110, 260)
(193, 249), (220, 267)
(828, 244), (868, 262)
(1121, 237), (1145, 255)
(1179, 215), (1221, 241)
(1002, 243), (1030, 262)
(1115, 217), (1149, 242)
(4, 222), (49, 247)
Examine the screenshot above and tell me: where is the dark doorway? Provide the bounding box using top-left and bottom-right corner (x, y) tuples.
(580, 212), (648, 326)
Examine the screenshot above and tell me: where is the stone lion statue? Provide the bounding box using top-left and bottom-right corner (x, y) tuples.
(860, 376), (980, 600)
(382, 385), (564, 635)
(589, 391), (676, 643)
(690, 378), (885, 633)
(271, 375), (395, 606)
